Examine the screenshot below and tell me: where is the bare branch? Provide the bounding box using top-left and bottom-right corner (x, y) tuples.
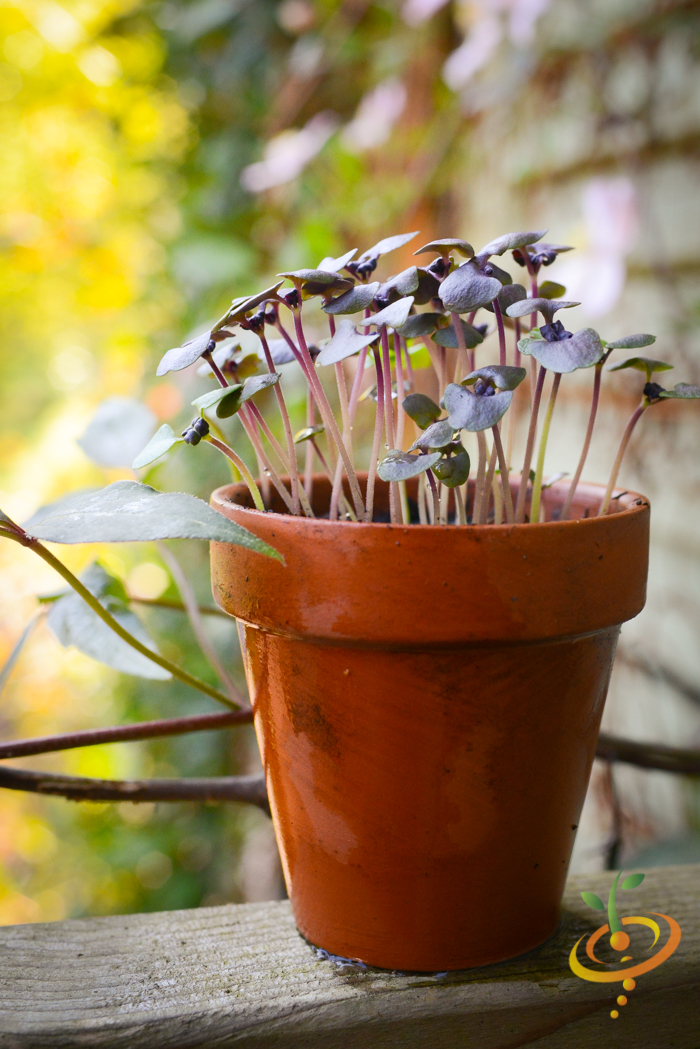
(596, 732), (700, 776)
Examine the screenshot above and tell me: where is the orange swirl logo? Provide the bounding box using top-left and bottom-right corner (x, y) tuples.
(569, 871), (681, 1019)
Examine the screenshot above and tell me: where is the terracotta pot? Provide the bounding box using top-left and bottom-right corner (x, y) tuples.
(210, 474), (649, 971)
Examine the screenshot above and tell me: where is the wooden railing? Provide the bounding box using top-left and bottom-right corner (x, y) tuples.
(0, 863), (697, 1048)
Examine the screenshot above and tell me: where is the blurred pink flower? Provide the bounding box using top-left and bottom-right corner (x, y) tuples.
(554, 178), (639, 317)
(240, 112), (338, 193)
(341, 79), (407, 153)
(401, 0), (451, 27)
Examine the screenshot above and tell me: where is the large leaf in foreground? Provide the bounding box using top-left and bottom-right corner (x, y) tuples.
(47, 563), (170, 680)
(25, 481), (282, 559)
(78, 398), (157, 469)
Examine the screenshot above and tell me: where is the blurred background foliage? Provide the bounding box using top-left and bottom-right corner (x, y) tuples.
(1, 0), (700, 924)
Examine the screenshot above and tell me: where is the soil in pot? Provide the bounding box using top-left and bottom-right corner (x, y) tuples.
(210, 474), (649, 971)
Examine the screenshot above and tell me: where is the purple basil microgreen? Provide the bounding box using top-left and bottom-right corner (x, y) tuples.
(256, 339), (297, 366)
(659, 382), (700, 399)
(377, 449), (442, 483)
(409, 419), (456, 451)
(484, 262), (512, 285)
(512, 242), (573, 270)
(462, 365), (526, 391)
(197, 342), (241, 376)
(157, 330), (216, 377)
(433, 449), (471, 488)
(323, 282), (380, 315)
(316, 320), (380, 365)
(192, 384), (244, 419)
(527, 328), (604, 373)
(402, 393), (442, 429)
(413, 267), (442, 305)
(477, 229), (547, 259)
(132, 424), (184, 470)
(439, 261), (502, 313)
(608, 357), (673, 382)
(294, 425), (325, 443)
(605, 334), (657, 350)
(278, 268), (346, 286)
(223, 280), (286, 326)
(483, 282), (527, 314)
(360, 296), (414, 329)
(318, 249), (357, 272)
(374, 267), (420, 306)
(505, 298), (580, 323)
(433, 318), (485, 349)
(413, 238), (475, 259)
(443, 382), (513, 432)
(358, 231), (420, 261)
(239, 372), (281, 402)
(397, 312), (447, 339)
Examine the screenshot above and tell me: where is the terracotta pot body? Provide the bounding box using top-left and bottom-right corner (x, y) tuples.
(210, 475), (649, 971)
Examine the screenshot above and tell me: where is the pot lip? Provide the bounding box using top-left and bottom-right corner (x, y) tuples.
(211, 476), (650, 533)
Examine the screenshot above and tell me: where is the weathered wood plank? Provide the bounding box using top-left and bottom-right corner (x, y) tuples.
(0, 865), (697, 1049)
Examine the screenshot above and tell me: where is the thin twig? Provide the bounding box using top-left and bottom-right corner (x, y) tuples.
(596, 732), (700, 776)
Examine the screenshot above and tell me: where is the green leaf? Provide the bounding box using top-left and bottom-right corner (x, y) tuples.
(318, 248), (357, 272)
(608, 357), (674, 381)
(402, 393), (442, 429)
(433, 318), (485, 349)
(361, 297), (414, 329)
(157, 329), (213, 377)
(621, 873), (645, 890)
(581, 891), (605, 911)
(25, 481), (282, 559)
(538, 280), (566, 299)
(462, 365), (526, 391)
(323, 282), (380, 315)
(659, 382), (700, 399)
(443, 383), (513, 431)
(317, 320), (379, 365)
(506, 298), (580, 319)
(433, 449), (470, 487)
(47, 563), (170, 680)
(294, 425), (324, 444)
(414, 238), (474, 258)
(529, 329), (605, 373)
(409, 419), (455, 451)
(132, 424), (184, 470)
(397, 312), (446, 339)
(240, 372), (281, 402)
(605, 333), (656, 350)
(377, 449), (441, 482)
(439, 262), (502, 313)
(478, 229), (547, 257)
(359, 231), (420, 260)
(78, 398), (157, 469)
(192, 385), (244, 418)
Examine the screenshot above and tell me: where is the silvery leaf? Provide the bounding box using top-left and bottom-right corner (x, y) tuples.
(377, 267), (419, 301)
(487, 263), (512, 285)
(192, 385), (244, 418)
(278, 268), (344, 285)
(439, 262), (501, 313)
(240, 372), (281, 402)
(462, 366), (526, 391)
(361, 297), (414, 329)
(377, 449), (441, 482)
(258, 339), (297, 366)
(413, 238), (474, 258)
(132, 424), (183, 470)
(225, 280), (285, 322)
(77, 399), (157, 469)
(608, 356), (673, 380)
(302, 276), (354, 298)
(197, 342), (241, 376)
(530, 328), (605, 373)
(433, 318), (485, 349)
(157, 330), (213, 377)
(444, 383), (513, 431)
(397, 312), (445, 339)
(294, 425), (325, 443)
(318, 249), (357, 272)
(605, 334), (657, 350)
(483, 283), (527, 314)
(409, 419), (455, 451)
(402, 393), (441, 429)
(413, 267), (441, 305)
(659, 383), (700, 399)
(23, 490), (98, 531)
(47, 563), (170, 680)
(25, 481), (281, 558)
(433, 449), (470, 487)
(506, 298), (580, 319)
(359, 231), (420, 261)
(478, 229), (547, 257)
(538, 280), (566, 299)
(323, 282), (380, 315)
(317, 321), (379, 365)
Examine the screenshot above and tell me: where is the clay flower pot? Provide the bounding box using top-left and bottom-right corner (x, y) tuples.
(210, 474), (649, 971)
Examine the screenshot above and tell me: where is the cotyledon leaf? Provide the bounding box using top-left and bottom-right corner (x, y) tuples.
(377, 449), (441, 482)
(477, 229), (547, 257)
(317, 320), (379, 365)
(132, 424), (184, 470)
(360, 297), (414, 329)
(439, 262), (501, 313)
(402, 393), (442, 429)
(605, 334), (656, 350)
(323, 282), (380, 315)
(528, 329), (605, 373)
(443, 383), (513, 431)
(409, 419), (455, 451)
(359, 231), (420, 260)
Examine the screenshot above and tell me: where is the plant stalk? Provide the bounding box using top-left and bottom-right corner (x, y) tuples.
(259, 332), (302, 515)
(561, 362), (603, 521)
(515, 364), (547, 523)
(598, 404), (649, 517)
(530, 372), (562, 524)
(491, 425), (514, 523)
(472, 430), (488, 524)
(205, 436), (265, 512)
(365, 345), (385, 522)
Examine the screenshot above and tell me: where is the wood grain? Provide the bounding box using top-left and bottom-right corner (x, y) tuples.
(0, 864), (697, 1049)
